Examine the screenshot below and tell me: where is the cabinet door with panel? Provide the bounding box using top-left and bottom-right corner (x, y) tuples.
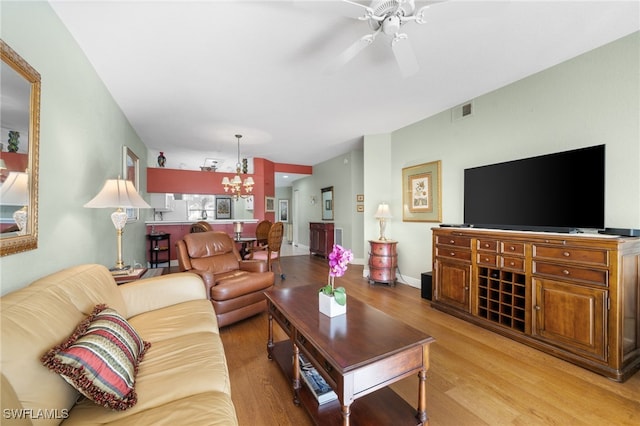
(433, 232), (472, 313)
(433, 259), (472, 312)
(531, 278), (607, 362)
(309, 222), (334, 258)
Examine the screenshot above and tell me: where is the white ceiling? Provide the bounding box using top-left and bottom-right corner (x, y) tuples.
(49, 0), (639, 186)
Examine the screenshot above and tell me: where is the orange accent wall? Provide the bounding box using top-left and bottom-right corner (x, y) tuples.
(0, 152), (28, 172)
(274, 163), (313, 174)
(147, 157), (300, 220)
(254, 158), (275, 221)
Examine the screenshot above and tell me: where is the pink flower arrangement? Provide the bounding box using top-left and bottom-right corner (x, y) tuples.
(328, 244), (354, 278)
(320, 244), (353, 306)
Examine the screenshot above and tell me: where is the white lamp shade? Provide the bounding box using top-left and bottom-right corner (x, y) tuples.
(0, 172), (29, 206)
(84, 178), (151, 209)
(221, 176), (230, 185)
(244, 176), (255, 185)
(374, 203), (392, 219)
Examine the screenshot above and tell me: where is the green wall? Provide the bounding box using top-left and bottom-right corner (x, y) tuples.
(292, 149), (365, 262)
(363, 32), (640, 288)
(1, 1), (150, 295)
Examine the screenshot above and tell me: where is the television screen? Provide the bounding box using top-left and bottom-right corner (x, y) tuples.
(463, 145), (605, 232)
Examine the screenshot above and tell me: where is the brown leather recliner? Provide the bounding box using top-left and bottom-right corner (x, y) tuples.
(176, 231), (275, 327)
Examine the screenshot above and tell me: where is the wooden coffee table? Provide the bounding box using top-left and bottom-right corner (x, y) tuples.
(266, 285), (435, 425)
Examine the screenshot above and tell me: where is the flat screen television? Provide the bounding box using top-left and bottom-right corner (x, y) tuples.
(463, 144), (605, 233)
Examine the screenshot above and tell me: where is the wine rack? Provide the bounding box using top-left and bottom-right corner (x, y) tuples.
(477, 267), (526, 332)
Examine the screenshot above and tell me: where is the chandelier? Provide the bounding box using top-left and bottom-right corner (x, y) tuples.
(221, 134), (254, 200)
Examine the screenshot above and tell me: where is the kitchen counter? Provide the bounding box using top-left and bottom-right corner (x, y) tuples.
(144, 220), (261, 265)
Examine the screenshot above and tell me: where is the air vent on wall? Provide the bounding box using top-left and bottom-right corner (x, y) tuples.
(335, 228), (343, 246)
(452, 101), (474, 121)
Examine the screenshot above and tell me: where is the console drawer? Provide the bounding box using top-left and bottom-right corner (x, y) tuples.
(501, 256), (525, 272)
(269, 304), (293, 335)
(533, 261), (608, 286)
(370, 242), (397, 256)
(533, 245), (608, 266)
(477, 253), (498, 267)
(477, 239), (498, 252)
(501, 242), (525, 256)
(369, 254), (397, 268)
(295, 333), (340, 387)
(436, 235), (471, 248)
(436, 247), (472, 262)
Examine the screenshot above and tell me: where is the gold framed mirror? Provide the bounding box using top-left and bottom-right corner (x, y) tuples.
(321, 186), (333, 221)
(1, 40), (41, 256)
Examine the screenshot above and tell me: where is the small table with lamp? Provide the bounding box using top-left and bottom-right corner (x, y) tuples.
(368, 239), (398, 286)
(369, 202), (397, 285)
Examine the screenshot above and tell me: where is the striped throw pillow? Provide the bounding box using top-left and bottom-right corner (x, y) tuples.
(41, 304), (151, 410)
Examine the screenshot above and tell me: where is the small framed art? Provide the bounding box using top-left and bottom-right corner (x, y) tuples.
(123, 146), (140, 222)
(265, 197), (276, 213)
(402, 160), (442, 222)
(278, 199), (289, 222)
(215, 197), (232, 219)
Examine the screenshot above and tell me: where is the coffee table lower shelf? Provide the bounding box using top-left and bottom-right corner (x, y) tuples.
(270, 340), (422, 426)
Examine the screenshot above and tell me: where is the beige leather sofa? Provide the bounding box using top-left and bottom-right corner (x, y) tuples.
(0, 264), (238, 426)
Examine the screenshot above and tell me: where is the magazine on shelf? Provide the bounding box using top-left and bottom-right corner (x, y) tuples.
(297, 353), (337, 405)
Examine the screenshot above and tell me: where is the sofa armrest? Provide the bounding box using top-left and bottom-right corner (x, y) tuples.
(239, 260), (268, 273)
(119, 272), (207, 318)
(186, 269), (215, 299)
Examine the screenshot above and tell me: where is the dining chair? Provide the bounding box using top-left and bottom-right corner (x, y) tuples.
(190, 221), (213, 233)
(248, 221), (285, 280)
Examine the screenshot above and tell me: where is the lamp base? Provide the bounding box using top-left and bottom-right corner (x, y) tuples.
(13, 207), (27, 236)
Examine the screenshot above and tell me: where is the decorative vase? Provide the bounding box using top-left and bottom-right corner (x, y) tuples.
(318, 292), (346, 317)
(7, 131), (19, 153)
(157, 152), (166, 167)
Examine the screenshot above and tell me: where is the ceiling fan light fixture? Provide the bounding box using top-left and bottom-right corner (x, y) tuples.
(382, 15), (401, 34)
(331, 0), (426, 77)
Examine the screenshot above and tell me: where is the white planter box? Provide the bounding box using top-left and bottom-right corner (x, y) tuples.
(318, 292), (346, 317)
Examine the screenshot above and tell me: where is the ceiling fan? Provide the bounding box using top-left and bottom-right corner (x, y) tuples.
(326, 0), (441, 77)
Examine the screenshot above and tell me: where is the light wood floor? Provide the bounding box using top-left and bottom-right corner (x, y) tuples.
(218, 255), (640, 426)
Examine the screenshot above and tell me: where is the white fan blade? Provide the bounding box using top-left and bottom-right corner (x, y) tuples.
(391, 34), (419, 77)
(293, 0), (371, 20)
(324, 33), (376, 74)
(341, 0), (376, 19)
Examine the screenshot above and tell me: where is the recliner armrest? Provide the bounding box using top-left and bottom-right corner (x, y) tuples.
(239, 260), (268, 273)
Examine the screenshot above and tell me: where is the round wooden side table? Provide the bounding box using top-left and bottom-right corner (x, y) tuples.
(368, 239), (398, 286)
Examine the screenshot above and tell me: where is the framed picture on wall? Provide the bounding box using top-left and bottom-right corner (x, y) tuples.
(265, 197), (276, 213)
(402, 160), (442, 222)
(215, 197), (232, 219)
(278, 199), (289, 222)
(122, 146), (139, 222)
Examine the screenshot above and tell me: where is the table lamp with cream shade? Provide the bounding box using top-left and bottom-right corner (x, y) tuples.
(0, 171), (29, 235)
(374, 202), (392, 241)
(84, 178), (151, 271)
